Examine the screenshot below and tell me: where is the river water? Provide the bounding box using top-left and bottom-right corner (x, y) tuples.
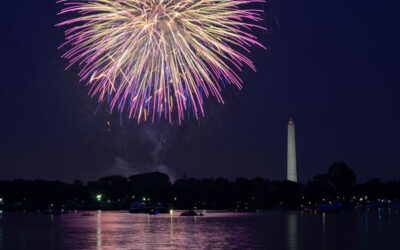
(0, 209), (398, 249)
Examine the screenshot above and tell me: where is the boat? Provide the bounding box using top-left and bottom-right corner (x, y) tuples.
(317, 200), (343, 213)
(301, 200), (343, 213)
(301, 206), (317, 213)
(180, 210), (203, 216)
(148, 209), (160, 215)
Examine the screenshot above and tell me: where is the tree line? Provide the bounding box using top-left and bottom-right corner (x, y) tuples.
(0, 163), (399, 210)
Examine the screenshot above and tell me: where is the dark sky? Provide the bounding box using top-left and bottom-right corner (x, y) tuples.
(1, 0), (399, 183)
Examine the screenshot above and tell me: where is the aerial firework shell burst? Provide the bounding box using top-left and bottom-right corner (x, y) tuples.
(57, 0), (266, 123)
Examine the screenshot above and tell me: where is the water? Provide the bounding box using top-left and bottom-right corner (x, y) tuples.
(0, 209), (399, 250)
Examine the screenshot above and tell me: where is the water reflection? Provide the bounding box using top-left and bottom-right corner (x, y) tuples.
(169, 213), (173, 245)
(97, 210), (102, 249)
(322, 212), (327, 250)
(287, 212), (298, 250)
(0, 211), (3, 248)
(0, 211), (400, 249)
(362, 210), (369, 249)
(377, 208), (382, 243)
(388, 208), (392, 243)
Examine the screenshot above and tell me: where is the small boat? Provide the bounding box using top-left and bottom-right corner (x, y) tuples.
(301, 206), (317, 213)
(180, 210), (201, 216)
(148, 209), (160, 215)
(318, 201), (343, 213)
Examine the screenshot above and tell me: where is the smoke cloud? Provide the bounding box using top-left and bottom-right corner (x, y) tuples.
(103, 124), (177, 183)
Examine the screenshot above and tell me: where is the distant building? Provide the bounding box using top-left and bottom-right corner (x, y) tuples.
(287, 118), (298, 182)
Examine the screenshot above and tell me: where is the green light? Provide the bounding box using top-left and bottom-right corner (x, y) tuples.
(96, 194), (102, 201)
(142, 197), (146, 202)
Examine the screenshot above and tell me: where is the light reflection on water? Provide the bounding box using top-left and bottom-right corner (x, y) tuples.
(0, 210), (399, 250)
(97, 210), (101, 249)
(287, 212), (298, 250)
(0, 212), (2, 246)
(322, 212), (327, 250)
(363, 210), (369, 249)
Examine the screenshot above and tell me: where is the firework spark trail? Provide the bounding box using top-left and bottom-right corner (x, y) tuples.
(57, 0), (266, 124)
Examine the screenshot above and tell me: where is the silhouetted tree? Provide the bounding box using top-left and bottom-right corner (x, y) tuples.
(307, 173), (333, 199)
(327, 162), (356, 195)
(1, 163), (400, 211)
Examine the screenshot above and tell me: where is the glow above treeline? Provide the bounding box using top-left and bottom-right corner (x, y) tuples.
(57, 0), (265, 123)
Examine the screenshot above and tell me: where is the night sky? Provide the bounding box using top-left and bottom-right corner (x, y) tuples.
(1, 0), (399, 182)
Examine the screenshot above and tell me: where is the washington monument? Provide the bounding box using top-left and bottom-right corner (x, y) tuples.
(287, 118), (298, 182)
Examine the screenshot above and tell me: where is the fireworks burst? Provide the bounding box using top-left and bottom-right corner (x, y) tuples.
(57, 0), (266, 123)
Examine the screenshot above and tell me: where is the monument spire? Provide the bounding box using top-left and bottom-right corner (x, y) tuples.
(287, 118), (298, 182)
